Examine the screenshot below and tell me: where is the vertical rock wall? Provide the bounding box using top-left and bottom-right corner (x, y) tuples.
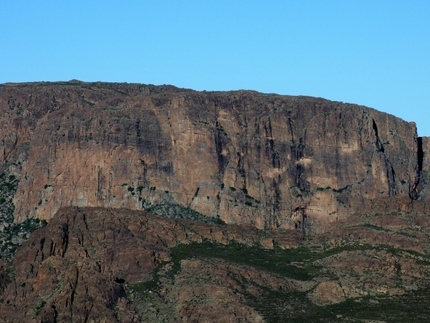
(0, 82), (423, 231)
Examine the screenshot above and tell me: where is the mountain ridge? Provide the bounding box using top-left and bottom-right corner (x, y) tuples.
(1, 81), (430, 321)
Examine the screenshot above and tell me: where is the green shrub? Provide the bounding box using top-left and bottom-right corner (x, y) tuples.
(35, 300), (46, 316)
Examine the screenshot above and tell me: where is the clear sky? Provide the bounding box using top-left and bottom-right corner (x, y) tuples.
(1, 1), (429, 135)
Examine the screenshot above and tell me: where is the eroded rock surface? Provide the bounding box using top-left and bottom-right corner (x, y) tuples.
(2, 205), (430, 322)
(0, 207), (302, 322)
(0, 81), (425, 231)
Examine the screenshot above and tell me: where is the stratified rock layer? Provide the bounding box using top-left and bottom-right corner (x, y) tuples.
(0, 81), (423, 231)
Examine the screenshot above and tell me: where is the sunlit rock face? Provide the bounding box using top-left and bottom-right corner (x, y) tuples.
(0, 81), (423, 231)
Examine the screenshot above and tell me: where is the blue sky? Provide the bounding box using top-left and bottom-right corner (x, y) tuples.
(1, 1), (430, 135)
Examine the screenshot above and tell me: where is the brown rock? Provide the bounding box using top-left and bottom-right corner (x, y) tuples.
(308, 281), (345, 305)
(259, 237), (274, 249)
(2, 204), (430, 321)
(0, 206), (303, 322)
(0, 82), (423, 232)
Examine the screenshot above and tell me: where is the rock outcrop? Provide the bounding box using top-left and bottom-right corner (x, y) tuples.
(0, 81), (424, 232)
(1, 205), (430, 322)
(0, 207), (302, 322)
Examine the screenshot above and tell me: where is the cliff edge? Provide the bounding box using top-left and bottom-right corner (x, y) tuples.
(0, 81), (426, 232)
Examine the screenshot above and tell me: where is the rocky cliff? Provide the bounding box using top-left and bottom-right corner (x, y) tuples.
(2, 81), (430, 322)
(0, 81), (425, 232)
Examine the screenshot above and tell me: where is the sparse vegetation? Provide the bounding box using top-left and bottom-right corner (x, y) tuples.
(170, 241), (319, 281)
(135, 233), (430, 322)
(0, 167), (48, 259)
(34, 300), (46, 316)
(332, 185), (350, 193)
(145, 202), (225, 225)
(316, 186), (331, 192)
(0, 217), (47, 259)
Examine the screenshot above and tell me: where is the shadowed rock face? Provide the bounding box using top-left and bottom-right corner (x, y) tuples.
(0, 81), (424, 231)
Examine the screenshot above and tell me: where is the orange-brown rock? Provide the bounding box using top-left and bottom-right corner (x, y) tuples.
(0, 81), (425, 232)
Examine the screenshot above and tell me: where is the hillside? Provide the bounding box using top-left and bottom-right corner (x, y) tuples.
(1, 204), (430, 322)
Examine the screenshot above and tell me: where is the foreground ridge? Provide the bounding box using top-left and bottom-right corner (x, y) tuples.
(1, 205), (430, 322)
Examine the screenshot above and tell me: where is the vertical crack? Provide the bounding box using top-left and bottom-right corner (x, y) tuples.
(417, 137), (424, 173)
(69, 266), (79, 321)
(61, 223), (69, 257)
(214, 121), (226, 174)
(372, 119), (384, 153)
(372, 118), (398, 195)
(410, 137), (423, 199)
